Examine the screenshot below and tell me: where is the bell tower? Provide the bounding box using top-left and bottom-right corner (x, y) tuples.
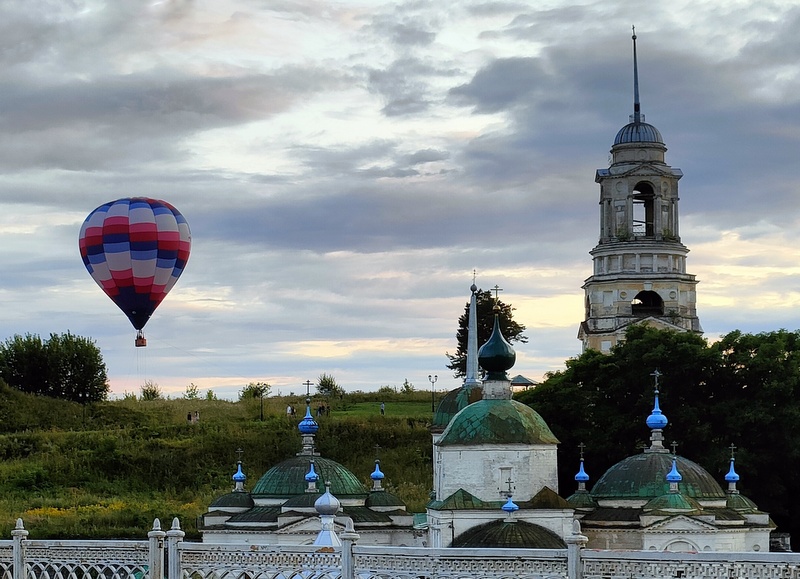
(578, 29), (702, 352)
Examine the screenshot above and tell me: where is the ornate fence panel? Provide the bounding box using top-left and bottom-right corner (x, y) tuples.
(351, 546), (568, 579)
(582, 549), (800, 579)
(22, 540), (150, 579)
(176, 543), (342, 579)
(0, 541), (13, 579)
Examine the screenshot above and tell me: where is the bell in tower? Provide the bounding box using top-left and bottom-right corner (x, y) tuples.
(578, 29), (703, 353)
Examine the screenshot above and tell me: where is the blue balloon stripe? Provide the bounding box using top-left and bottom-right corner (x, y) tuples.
(131, 250), (159, 260)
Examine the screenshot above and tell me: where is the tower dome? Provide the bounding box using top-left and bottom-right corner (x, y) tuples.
(614, 121), (663, 145)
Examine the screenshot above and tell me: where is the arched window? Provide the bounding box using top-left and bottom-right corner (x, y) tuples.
(631, 290), (663, 316)
(632, 181), (655, 237)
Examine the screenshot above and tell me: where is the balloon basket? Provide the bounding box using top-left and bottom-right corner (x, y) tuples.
(135, 331), (147, 348)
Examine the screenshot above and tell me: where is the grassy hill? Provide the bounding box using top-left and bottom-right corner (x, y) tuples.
(0, 383), (437, 539)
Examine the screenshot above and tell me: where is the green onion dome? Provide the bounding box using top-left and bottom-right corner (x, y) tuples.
(438, 399), (558, 446)
(477, 314), (516, 381)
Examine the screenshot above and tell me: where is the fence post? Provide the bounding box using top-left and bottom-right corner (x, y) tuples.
(166, 518), (185, 579)
(339, 517), (360, 579)
(148, 519), (166, 579)
(565, 519), (588, 579)
(11, 519), (27, 579)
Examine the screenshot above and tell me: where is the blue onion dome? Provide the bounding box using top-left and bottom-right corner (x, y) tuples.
(477, 314), (516, 381)
(371, 460), (385, 481)
(575, 459), (590, 482)
(314, 482), (341, 516)
(305, 461), (319, 483)
(298, 399), (319, 435)
(646, 389), (668, 430)
(725, 457), (740, 483)
(502, 496), (519, 514)
(614, 121), (663, 145)
(232, 462), (246, 483)
(666, 458), (682, 483)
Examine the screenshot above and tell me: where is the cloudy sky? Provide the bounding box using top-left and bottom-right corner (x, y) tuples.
(2, 0), (799, 400)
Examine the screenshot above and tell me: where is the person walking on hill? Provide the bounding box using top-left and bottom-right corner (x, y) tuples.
(380, 402), (385, 416)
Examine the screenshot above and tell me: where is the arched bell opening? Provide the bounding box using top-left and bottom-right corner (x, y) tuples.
(631, 290), (663, 316)
(632, 181), (655, 237)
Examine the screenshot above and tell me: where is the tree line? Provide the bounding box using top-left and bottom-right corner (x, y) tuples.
(516, 325), (800, 544)
(0, 332), (108, 403)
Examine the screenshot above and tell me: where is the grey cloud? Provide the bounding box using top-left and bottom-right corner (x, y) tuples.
(366, 57), (460, 117)
(448, 57), (547, 113)
(0, 66), (350, 170)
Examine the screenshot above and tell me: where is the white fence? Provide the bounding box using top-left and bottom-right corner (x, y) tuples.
(2, 518), (800, 579)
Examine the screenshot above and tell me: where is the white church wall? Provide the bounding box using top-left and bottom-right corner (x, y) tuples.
(437, 444), (558, 502)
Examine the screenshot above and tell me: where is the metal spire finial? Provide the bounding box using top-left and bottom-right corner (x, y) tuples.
(632, 25), (641, 123)
(650, 369), (661, 391)
(491, 285), (503, 312)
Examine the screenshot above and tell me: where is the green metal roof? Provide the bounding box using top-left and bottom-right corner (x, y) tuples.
(365, 491), (405, 508)
(529, 486), (571, 509)
(209, 491), (255, 509)
(566, 491), (598, 509)
(452, 520), (566, 549)
(252, 456), (368, 498)
(226, 506), (281, 523)
(591, 453), (725, 501)
(342, 506), (393, 523)
(726, 492), (761, 514)
(437, 399), (559, 446)
(432, 385), (483, 429)
(428, 488), (487, 510)
(282, 492), (321, 508)
(643, 492), (703, 513)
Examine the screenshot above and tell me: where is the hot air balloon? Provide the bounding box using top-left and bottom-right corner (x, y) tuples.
(79, 198), (191, 347)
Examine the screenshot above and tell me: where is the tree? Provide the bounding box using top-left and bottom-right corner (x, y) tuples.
(515, 325), (800, 546)
(0, 332), (109, 403)
(184, 383), (200, 400)
(445, 290), (527, 377)
(317, 373), (344, 397)
(240, 381), (271, 420)
(139, 380), (163, 401)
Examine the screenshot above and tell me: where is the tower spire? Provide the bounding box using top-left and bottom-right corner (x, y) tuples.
(465, 279), (480, 387)
(632, 25), (641, 123)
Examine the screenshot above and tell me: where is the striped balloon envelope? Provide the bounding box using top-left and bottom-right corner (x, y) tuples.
(79, 198), (191, 346)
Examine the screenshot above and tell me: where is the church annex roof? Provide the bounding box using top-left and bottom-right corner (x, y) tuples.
(437, 399), (558, 446)
(252, 456), (368, 499)
(210, 492), (255, 509)
(451, 520), (566, 549)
